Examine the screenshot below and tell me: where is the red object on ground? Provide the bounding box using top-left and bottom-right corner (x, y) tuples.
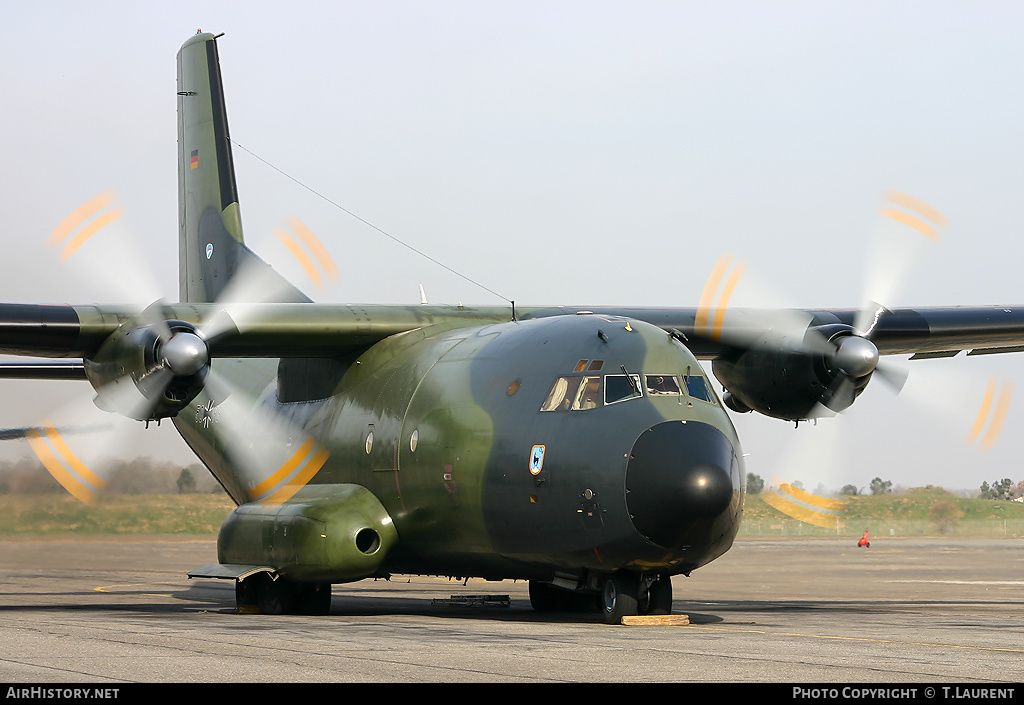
(858, 530), (870, 548)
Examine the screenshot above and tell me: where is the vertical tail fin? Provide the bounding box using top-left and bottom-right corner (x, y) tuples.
(176, 32), (308, 304)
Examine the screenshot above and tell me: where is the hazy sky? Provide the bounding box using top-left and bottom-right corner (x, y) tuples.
(2, 1), (1023, 493)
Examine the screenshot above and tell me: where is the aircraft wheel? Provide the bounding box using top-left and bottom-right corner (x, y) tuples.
(251, 573), (295, 615)
(529, 581), (565, 612)
(601, 572), (639, 624)
(251, 576), (332, 615)
(235, 578), (259, 612)
(642, 577), (673, 615)
(293, 582), (332, 615)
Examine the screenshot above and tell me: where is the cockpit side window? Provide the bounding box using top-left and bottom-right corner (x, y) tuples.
(540, 376), (579, 412)
(540, 375), (602, 411)
(683, 370), (714, 403)
(572, 376), (602, 410)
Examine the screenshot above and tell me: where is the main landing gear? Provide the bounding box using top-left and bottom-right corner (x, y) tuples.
(236, 573), (332, 616)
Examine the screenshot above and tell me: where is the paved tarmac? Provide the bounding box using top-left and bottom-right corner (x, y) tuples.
(0, 536), (1022, 683)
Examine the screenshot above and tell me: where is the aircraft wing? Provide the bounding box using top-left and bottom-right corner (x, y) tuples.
(0, 302), (511, 361)
(520, 305), (1024, 359)
(1, 302), (1024, 367)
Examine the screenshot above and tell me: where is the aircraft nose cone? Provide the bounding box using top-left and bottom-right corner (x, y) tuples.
(625, 421), (737, 549)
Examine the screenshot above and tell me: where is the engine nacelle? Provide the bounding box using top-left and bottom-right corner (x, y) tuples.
(217, 484), (399, 583)
(711, 324), (874, 421)
(83, 320), (209, 421)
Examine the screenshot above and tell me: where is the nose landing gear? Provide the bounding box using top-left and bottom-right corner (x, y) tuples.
(601, 572), (673, 624)
(529, 572), (675, 623)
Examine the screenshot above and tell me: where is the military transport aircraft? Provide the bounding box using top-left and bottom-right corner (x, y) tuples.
(3, 31), (1024, 624)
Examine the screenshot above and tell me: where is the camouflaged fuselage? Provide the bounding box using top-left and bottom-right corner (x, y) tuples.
(175, 312), (745, 583)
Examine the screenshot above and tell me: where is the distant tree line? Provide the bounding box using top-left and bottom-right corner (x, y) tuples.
(0, 456), (223, 495)
(746, 472), (1023, 501)
(979, 478), (1024, 501)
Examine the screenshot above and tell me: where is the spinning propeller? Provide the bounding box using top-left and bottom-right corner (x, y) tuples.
(699, 191), (942, 419)
(708, 192), (1014, 515)
(19, 197), (334, 504)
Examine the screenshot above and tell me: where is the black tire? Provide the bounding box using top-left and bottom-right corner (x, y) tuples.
(294, 582), (332, 615)
(252, 573), (294, 615)
(529, 581), (565, 612)
(249, 575), (331, 615)
(642, 577), (673, 615)
(601, 572), (640, 624)
(235, 577), (259, 612)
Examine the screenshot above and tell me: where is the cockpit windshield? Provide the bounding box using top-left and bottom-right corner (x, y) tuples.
(604, 374), (643, 405)
(539, 367), (716, 412)
(645, 374), (682, 396)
